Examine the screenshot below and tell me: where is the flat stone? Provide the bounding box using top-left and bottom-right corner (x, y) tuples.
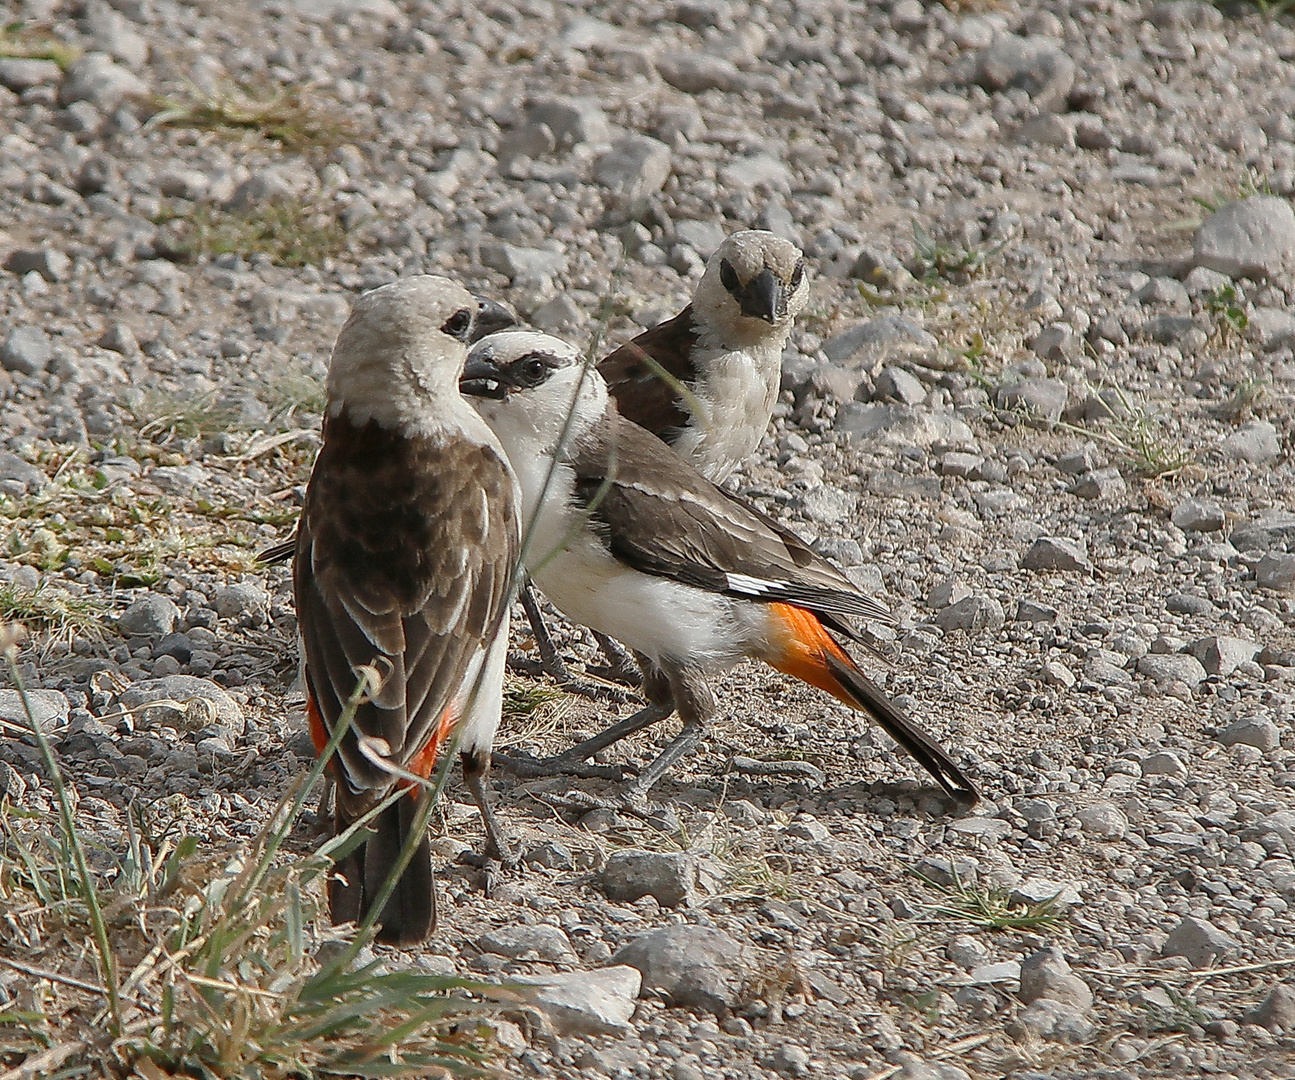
(1137, 653), (1207, 687)
(1166, 593), (1216, 615)
(1194, 196), (1295, 280)
(1069, 467), (1125, 500)
(612, 925), (746, 1015)
(1221, 420), (1280, 464)
(1010, 998), (1096, 1043)
(1217, 716), (1280, 751)
(1056, 443), (1107, 475)
(938, 451), (982, 477)
(874, 366), (927, 405)
(973, 34), (1076, 110)
(1015, 599), (1058, 623)
(996, 377), (1068, 422)
(59, 51), (149, 109)
(1021, 536), (1092, 572)
(1085, 657), (1132, 685)
(1189, 635), (1260, 676)
(835, 403), (973, 448)
(600, 850), (698, 907)
(480, 242), (567, 283)
(823, 315), (937, 364)
(927, 577), (971, 609)
(478, 924), (578, 964)
(1256, 553), (1295, 591)
(1076, 802), (1128, 840)
(1011, 878), (1082, 910)
(0, 58), (63, 92)
(657, 51), (743, 93)
(0, 451), (46, 491)
(915, 854), (979, 887)
(594, 135), (672, 204)
(525, 96), (611, 148)
(117, 675), (245, 736)
(934, 595), (1004, 632)
(969, 960), (1021, 985)
(512, 966), (641, 1036)
(1018, 947), (1093, 1010)
(1171, 496), (1226, 532)
(1042, 660), (1076, 688)
(1162, 915), (1239, 967)
(212, 583), (269, 620)
(1248, 306), (1295, 351)
(1140, 750), (1188, 777)
(117, 594), (181, 638)
(0, 688), (70, 733)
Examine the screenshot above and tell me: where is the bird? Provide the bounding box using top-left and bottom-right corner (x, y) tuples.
(257, 291), (517, 568)
(458, 330), (977, 811)
(519, 230), (811, 685)
(294, 275), (520, 944)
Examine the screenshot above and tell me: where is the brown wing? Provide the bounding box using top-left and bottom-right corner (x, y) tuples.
(569, 409), (893, 626)
(596, 305), (699, 441)
(294, 411), (518, 812)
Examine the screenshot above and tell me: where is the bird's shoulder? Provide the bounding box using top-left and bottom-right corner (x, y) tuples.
(596, 305), (700, 438)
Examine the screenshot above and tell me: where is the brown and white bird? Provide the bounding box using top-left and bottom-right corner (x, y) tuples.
(294, 276), (520, 945)
(459, 331), (976, 809)
(599, 229), (809, 483)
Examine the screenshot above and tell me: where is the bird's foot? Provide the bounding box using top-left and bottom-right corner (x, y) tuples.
(492, 747), (628, 781)
(458, 848), (518, 898)
(586, 633), (643, 688)
(506, 651), (637, 703)
(537, 787), (680, 833)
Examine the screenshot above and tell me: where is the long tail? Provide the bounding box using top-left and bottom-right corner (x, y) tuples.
(308, 695), (439, 945)
(764, 603), (979, 803)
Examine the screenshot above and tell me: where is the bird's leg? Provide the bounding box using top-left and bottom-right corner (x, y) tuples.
(460, 749), (515, 868)
(587, 631), (643, 687)
(509, 582), (636, 702)
(494, 658), (675, 778)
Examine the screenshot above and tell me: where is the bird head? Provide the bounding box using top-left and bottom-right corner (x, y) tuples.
(695, 230), (809, 337)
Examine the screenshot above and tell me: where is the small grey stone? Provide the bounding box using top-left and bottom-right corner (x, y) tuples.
(673, 220), (729, 257)
(525, 841), (574, 870)
(1166, 593), (1216, 615)
(796, 486), (858, 524)
(1245, 984), (1295, 1033)
(1171, 496), (1226, 532)
(1069, 467), (1125, 500)
(85, 0), (150, 66)
(927, 577), (971, 609)
(1011, 879), (1081, 911)
(1183, 264), (1234, 296)
(0, 688), (70, 732)
(478, 924), (578, 964)
(996, 377), (1068, 421)
(594, 135), (672, 204)
(149, 465), (209, 496)
(1221, 420), (1280, 464)
(600, 850), (698, 907)
(1142, 314), (1200, 344)
(938, 452), (982, 477)
(1, 325), (53, 377)
(1016, 599), (1058, 624)
(59, 51), (149, 109)
(1042, 660), (1076, 688)
(1022, 536), (1091, 572)
(1217, 716), (1280, 752)
(1194, 197), (1295, 280)
(1028, 324), (1081, 361)
(974, 34), (1076, 110)
(1136, 276), (1191, 308)
(1076, 802), (1128, 839)
(835, 403), (973, 449)
(1010, 999), (1096, 1043)
(1162, 915), (1239, 967)
(525, 96), (610, 148)
(117, 594), (181, 637)
(1085, 657), (1133, 685)
(1138, 653), (1207, 687)
(117, 675), (244, 736)
(1256, 553), (1295, 591)
(1018, 947), (1093, 1010)
(945, 934), (989, 970)
(0, 451), (46, 491)
(916, 854), (979, 887)
(480, 243), (566, 282)
(212, 583), (269, 620)
(934, 595), (1004, 631)
(7, 247), (72, 284)
(612, 925), (746, 1014)
(970, 960), (1021, 985)
(1141, 750), (1188, 777)
(657, 51), (744, 93)
(874, 366), (927, 405)
(770, 1044), (811, 1078)
(0, 58), (63, 92)
(510, 966), (641, 1036)
(823, 315), (937, 364)
(1190, 635), (1260, 676)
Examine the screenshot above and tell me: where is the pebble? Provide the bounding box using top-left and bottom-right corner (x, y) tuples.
(0, 688), (70, 732)
(1010, 878), (1081, 911)
(1255, 553), (1295, 591)
(1015, 599), (1058, 624)
(1162, 916), (1239, 967)
(1220, 420), (1280, 464)
(822, 315), (937, 365)
(995, 377), (1068, 422)
(1009, 998), (1096, 1043)
(510, 966), (641, 1036)
(478, 924), (579, 965)
(116, 675), (245, 737)
(1190, 636), (1260, 676)
(59, 52), (149, 110)
(0, 452), (47, 492)
(1193, 196), (1295, 280)
(1137, 653), (1207, 687)
(873, 366), (927, 405)
(1244, 984), (1295, 1033)
(934, 595), (1004, 632)
(212, 583), (270, 621)
(1069, 467), (1125, 500)
(594, 135), (672, 206)
(1, 326), (53, 375)
(1140, 751), (1188, 778)
(1171, 496), (1226, 533)
(600, 850), (698, 907)
(612, 925), (746, 1015)
(1216, 716), (1280, 752)
(1017, 947), (1093, 1010)
(973, 34), (1076, 111)
(117, 594), (181, 638)
(1021, 536), (1092, 572)
(1076, 802), (1129, 840)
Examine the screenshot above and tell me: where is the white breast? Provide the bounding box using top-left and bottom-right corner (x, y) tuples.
(673, 344), (782, 482)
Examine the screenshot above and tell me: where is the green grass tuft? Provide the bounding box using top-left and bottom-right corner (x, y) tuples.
(912, 866), (1066, 933)
(148, 82), (358, 153)
(155, 200), (346, 268)
(0, 22), (81, 69)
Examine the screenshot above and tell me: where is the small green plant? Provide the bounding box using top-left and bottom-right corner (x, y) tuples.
(1193, 168), (1275, 213)
(912, 867), (1065, 933)
(135, 389), (246, 445)
(1205, 284), (1249, 337)
(0, 22), (81, 68)
(155, 200), (346, 268)
(148, 83), (357, 152)
(0, 581), (107, 643)
(1216, 376), (1268, 422)
(1051, 386), (1195, 479)
(909, 222), (1011, 286)
(1138, 987), (1212, 1034)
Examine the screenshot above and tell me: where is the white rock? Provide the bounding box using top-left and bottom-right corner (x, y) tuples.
(1194, 196), (1295, 279)
(512, 966), (641, 1036)
(1162, 915), (1239, 967)
(1220, 419), (1280, 464)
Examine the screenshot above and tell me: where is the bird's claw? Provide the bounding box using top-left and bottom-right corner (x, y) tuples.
(538, 788), (680, 833)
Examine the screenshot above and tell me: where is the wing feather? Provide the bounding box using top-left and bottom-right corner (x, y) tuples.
(597, 306), (699, 441)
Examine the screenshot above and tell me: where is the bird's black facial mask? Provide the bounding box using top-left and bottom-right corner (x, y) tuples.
(460, 351), (558, 399)
(719, 260), (789, 324)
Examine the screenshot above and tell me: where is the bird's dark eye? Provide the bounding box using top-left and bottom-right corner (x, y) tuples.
(719, 258), (741, 295)
(441, 308), (474, 341)
(509, 353), (552, 388)
(790, 259), (806, 289)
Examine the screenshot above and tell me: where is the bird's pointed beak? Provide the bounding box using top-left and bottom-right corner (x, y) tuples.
(460, 356), (508, 399)
(472, 295), (518, 341)
(738, 266), (788, 324)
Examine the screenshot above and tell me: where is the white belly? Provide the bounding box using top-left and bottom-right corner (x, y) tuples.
(673, 346), (780, 482)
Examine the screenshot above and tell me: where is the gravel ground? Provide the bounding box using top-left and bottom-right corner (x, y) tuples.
(3, 0), (1295, 1077)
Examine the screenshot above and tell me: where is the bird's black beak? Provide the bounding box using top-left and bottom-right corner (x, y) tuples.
(737, 266), (787, 324)
(460, 356), (508, 399)
(472, 295), (518, 341)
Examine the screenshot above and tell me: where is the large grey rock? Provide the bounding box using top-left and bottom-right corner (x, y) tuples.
(1245, 984), (1295, 1033)
(996, 377), (1068, 422)
(1018, 947), (1093, 1010)
(600, 850), (698, 907)
(1171, 496), (1225, 532)
(594, 135), (672, 204)
(1193, 197), (1295, 279)
(0, 688), (70, 732)
(612, 925), (746, 1014)
(525, 96), (610, 148)
(873, 366), (927, 405)
(1076, 802), (1128, 840)
(212, 583), (269, 620)
(1137, 653), (1207, 687)
(59, 52), (149, 109)
(823, 314), (937, 364)
(1256, 553), (1295, 591)
(118, 594), (181, 638)
(1162, 915), (1239, 967)
(1189, 635), (1260, 676)
(1220, 420), (1280, 464)
(477, 924), (578, 964)
(117, 675), (245, 736)
(835, 403), (973, 448)
(973, 34), (1076, 110)
(512, 966), (641, 1036)
(1216, 716), (1280, 751)
(934, 595), (1004, 632)
(1021, 536), (1091, 572)
(1, 327), (53, 375)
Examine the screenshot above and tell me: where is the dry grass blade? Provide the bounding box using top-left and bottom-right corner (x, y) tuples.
(0, 582), (107, 644)
(911, 866), (1065, 933)
(0, 22), (81, 69)
(147, 82), (357, 152)
(154, 199), (346, 269)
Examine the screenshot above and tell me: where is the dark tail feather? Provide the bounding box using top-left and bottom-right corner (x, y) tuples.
(330, 798), (436, 946)
(823, 650), (979, 804)
(257, 535), (297, 565)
